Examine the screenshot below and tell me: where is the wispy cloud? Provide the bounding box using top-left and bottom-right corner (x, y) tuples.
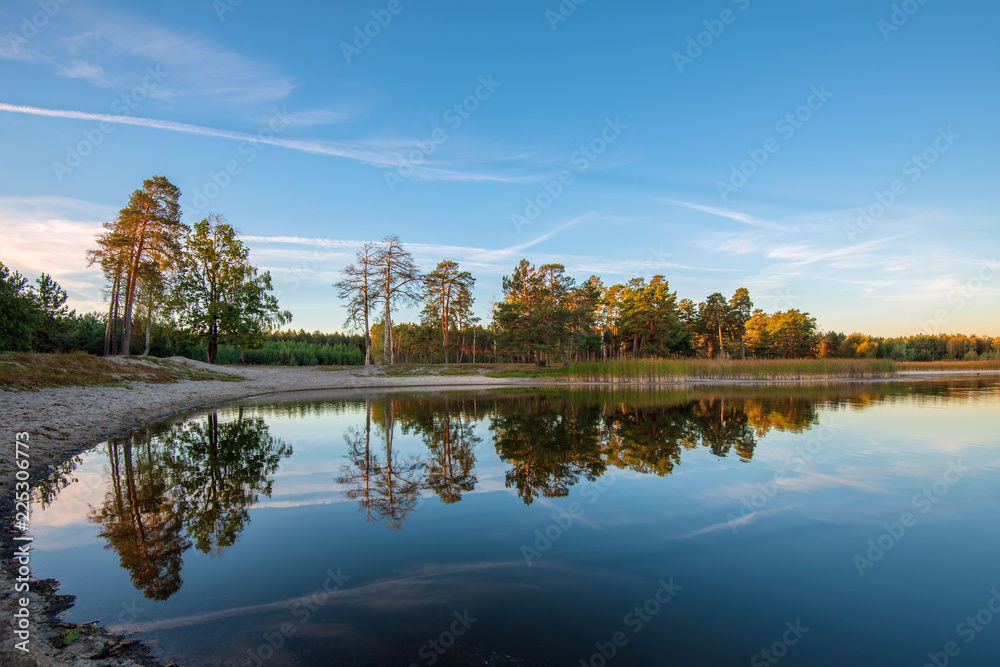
(661, 199), (793, 231)
(0, 102), (543, 184)
(280, 109), (352, 127)
(247, 216), (594, 271)
(1, 6), (296, 104)
(0, 102), (420, 167)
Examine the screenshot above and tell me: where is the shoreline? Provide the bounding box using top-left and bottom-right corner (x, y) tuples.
(2, 362), (998, 666)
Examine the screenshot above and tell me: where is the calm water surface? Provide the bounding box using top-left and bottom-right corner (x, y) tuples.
(32, 380), (1000, 666)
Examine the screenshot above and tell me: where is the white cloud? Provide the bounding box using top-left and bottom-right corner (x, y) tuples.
(2, 6), (297, 104)
(0, 196), (110, 313)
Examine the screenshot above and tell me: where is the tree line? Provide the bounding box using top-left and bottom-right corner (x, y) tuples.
(2, 180), (997, 365)
(334, 241), (1000, 365)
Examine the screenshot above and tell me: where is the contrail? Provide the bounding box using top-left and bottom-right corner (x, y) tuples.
(0, 101), (397, 166)
(0, 102), (538, 183)
(661, 198), (791, 231)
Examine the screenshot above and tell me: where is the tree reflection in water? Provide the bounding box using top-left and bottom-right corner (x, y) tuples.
(336, 390), (822, 518)
(81, 383), (947, 598)
(338, 398), (425, 530)
(88, 409), (291, 600)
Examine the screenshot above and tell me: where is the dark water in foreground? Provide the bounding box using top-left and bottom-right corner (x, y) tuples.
(32, 380), (1000, 666)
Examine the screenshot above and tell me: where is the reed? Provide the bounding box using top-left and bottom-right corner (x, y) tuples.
(898, 360), (1000, 371)
(559, 358), (898, 383)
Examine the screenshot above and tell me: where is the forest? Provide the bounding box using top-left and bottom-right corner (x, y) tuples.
(1, 174), (997, 367)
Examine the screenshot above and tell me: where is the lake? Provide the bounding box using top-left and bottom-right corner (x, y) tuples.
(31, 379), (1000, 666)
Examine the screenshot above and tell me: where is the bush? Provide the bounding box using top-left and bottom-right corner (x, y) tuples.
(0, 263), (38, 351)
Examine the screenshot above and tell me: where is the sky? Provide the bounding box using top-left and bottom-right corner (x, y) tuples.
(1, 0), (997, 337)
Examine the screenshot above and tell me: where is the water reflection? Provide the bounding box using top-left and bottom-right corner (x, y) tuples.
(45, 379), (997, 604)
(87, 409), (292, 599)
(337, 399), (425, 530)
(28, 378), (1000, 666)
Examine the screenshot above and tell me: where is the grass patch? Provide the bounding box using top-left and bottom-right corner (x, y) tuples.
(316, 365), (365, 372)
(898, 360), (1000, 371)
(377, 364), (436, 377)
(485, 365), (561, 379)
(376, 363), (514, 377)
(0, 352), (242, 391)
(438, 368), (479, 376)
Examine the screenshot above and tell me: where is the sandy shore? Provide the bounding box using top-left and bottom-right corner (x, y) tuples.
(1, 361), (997, 666)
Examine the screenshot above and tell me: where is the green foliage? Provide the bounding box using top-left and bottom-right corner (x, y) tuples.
(0, 262), (38, 351)
(30, 273), (70, 352)
(172, 216), (291, 364)
(186, 340), (364, 366)
(743, 309), (818, 359)
(495, 260), (599, 364)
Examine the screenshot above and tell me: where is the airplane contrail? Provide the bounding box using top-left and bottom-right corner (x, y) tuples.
(0, 102), (537, 183)
(0, 101), (397, 165)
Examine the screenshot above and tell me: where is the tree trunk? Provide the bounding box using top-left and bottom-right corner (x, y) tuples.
(718, 322), (724, 359)
(362, 261), (371, 366)
(104, 269), (121, 356)
(383, 301), (392, 365)
(141, 301), (152, 356)
(363, 308), (370, 366)
(120, 234), (146, 356)
(442, 325), (449, 364)
(208, 316), (218, 364)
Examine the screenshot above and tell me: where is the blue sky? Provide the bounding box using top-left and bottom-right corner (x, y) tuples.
(1, 0), (997, 336)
